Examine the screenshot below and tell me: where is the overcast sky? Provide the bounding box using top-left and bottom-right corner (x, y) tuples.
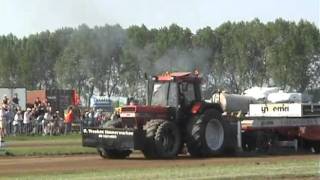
(0, 0), (319, 38)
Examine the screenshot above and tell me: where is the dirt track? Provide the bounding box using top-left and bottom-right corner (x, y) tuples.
(0, 153), (319, 176)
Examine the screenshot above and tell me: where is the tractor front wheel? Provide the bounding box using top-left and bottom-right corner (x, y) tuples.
(142, 120), (181, 159)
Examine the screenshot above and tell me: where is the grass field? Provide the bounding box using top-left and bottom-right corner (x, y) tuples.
(2, 159), (319, 180)
(2, 134), (96, 156)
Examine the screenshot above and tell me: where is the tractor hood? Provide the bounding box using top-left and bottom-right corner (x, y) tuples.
(120, 105), (168, 120)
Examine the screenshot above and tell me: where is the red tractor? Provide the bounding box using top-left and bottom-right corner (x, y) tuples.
(82, 72), (237, 159)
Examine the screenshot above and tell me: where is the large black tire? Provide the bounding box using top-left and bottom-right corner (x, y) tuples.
(142, 120), (163, 158)
(142, 120), (181, 159)
(97, 118), (130, 159)
(97, 148), (131, 159)
(186, 109), (236, 157)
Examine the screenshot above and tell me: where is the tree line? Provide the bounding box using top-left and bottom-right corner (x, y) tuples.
(0, 18), (319, 102)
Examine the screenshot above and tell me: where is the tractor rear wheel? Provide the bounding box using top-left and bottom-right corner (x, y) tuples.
(142, 120), (181, 159)
(97, 148), (131, 159)
(186, 109), (236, 157)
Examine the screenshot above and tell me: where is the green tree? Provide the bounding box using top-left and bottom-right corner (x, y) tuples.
(0, 34), (20, 87)
(266, 19), (320, 92)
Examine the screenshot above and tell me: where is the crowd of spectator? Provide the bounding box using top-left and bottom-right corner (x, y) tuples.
(0, 95), (134, 143)
(0, 96), (69, 138)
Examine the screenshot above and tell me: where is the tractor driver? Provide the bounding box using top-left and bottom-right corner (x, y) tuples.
(176, 83), (190, 122)
(178, 82), (191, 114)
(179, 92), (186, 108)
(178, 82), (195, 108)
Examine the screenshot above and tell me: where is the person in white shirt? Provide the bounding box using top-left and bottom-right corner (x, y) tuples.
(0, 106), (7, 144)
(23, 108), (32, 135)
(13, 110), (23, 135)
(43, 110), (53, 135)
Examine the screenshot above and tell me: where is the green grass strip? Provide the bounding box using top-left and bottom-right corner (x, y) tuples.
(4, 145), (96, 156)
(2, 159), (320, 180)
(6, 133), (81, 141)
(1, 133), (96, 156)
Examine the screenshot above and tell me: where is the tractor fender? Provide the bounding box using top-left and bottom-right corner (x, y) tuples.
(191, 101), (223, 115)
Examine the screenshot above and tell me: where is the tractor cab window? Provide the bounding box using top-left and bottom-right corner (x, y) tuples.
(151, 82), (178, 107)
(179, 82), (195, 106)
(168, 83), (178, 107)
(151, 82), (169, 106)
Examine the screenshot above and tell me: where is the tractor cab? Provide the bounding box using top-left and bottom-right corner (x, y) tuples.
(151, 72), (201, 106)
(149, 72), (202, 122)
